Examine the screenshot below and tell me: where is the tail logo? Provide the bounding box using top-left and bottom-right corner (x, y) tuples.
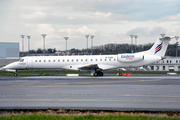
(154, 42), (163, 54)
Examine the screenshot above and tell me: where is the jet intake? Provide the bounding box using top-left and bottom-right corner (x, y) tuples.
(117, 54), (144, 63)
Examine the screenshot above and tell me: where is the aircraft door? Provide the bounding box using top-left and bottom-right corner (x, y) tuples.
(27, 57), (33, 68)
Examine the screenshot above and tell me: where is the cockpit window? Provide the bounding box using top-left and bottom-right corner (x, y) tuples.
(19, 59), (24, 62)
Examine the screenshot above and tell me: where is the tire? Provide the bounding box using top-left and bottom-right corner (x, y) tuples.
(99, 72), (104, 76)
(93, 72), (98, 77)
(14, 73), (18, 77)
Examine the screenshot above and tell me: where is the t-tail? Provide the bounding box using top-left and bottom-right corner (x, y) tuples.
(137, 36), (174, 57)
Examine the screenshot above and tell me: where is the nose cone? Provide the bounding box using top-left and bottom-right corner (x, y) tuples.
(3, 62), (18, 69)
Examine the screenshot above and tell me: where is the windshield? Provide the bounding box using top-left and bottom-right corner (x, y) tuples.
(19, 59), (24, 62)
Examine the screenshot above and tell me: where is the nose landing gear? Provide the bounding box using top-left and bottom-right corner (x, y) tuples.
(14, 73), (18, 76)
(14, 70), (18, 77)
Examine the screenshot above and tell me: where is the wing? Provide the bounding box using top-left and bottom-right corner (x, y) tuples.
(78, 64), (102, 71)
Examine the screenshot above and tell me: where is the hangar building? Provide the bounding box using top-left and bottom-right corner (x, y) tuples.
(0, 42), (19, 67)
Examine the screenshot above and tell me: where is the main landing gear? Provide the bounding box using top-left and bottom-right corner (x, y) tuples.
(93, 71), (104, 77)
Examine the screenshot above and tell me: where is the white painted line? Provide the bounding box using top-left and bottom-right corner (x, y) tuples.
(66, 74), (79, 76)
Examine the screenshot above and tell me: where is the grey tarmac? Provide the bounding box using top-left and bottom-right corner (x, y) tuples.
(0, 75), (180, 112)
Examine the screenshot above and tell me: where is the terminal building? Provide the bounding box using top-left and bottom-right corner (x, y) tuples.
(147, 56), (180, 71)
(0, 42), (19, 67)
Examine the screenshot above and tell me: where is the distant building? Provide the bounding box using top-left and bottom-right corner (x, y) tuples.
(0, 42), (19, 59)
(0, 42), (19, 67)
(148, 56), (180, 71)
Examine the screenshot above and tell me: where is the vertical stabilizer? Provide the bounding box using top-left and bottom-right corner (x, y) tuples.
(137, 36), (174, 57)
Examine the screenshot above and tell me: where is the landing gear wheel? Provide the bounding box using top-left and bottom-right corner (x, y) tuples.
(99, 72), (104, 76)
(93, 72), (104, 77)
(14, 73), (18, 77)
(93, 72), (98, 77)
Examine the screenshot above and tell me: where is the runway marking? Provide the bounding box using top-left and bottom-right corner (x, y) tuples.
(0, 99), (180, 103)
(116, 94), (180, 98)
(2, 94), (180, 98)
(4, 78), (164, 87)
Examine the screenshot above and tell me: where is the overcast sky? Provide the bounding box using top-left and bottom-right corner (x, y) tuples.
(0, 0), (180, 51)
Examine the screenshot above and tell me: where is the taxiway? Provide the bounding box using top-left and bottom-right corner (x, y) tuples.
(0, 75), (180, 111)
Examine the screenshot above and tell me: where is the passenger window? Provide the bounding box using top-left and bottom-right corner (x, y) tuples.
(91, 59), (93, 61)
(100, 59), (102, 61)
(44, 60), (46, 62)
(96, 59), (97, 61)
(81, 59), (83, 61)
(53, 60), (55, 62)
(58, 60), (60, 62)
(109, 59), (111, 61)
(105, 59), (107, 61)
(114, 59), (116, 61)
(49, 60), (51, 62)
(63, 60), (64, 62)
(35, 60), (37, 62)
(67, 59), (69, 62)
(39, 60), (41, 62)
(76, 59), (78, 62)
(72, 59), (74, 62)
(85, 59), (87, 61)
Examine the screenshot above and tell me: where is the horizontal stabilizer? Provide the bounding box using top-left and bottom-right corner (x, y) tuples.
(159, 36), (174, 40)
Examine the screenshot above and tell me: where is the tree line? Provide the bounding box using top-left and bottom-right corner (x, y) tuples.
(21, 43), (179, 56)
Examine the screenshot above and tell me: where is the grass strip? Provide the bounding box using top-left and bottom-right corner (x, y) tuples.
(0, 114), (179, 120)
(0, 69), (180, 76)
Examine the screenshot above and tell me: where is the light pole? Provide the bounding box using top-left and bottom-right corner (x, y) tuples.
(91, 35), (95, 55)
(175, 36), (179, 57)
(130, 35), (134, 53)
(27, 35), (30, 56)
(20, 35), (25, 57)
(134, 35), (138, 53)
(85, 35), (89, 55)
(64, 37), (69, 55)
(41, 34), (47, 56)
(160, 33), (165, 37)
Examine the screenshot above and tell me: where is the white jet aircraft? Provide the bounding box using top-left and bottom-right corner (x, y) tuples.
(1, 36), (174, 76)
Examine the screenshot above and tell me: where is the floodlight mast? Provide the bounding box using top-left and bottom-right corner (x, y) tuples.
(41, 34), (47, 56)
(85, 35), (89, 55)
(175, 36), (179, 57)
(130, 35), (134, 53)
(134, 35), (138, 53)
(64, 37), (69, 55)
(27, 36), (30, 56)
(91, 35), (95, 55)
(20, 35), (25, 57)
